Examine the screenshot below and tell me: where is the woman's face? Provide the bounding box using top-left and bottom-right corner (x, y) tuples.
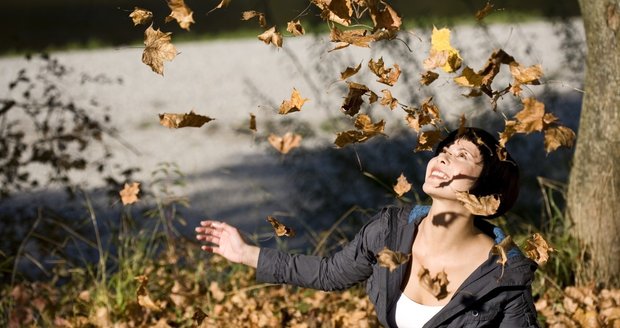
(422, 138), (484, 200)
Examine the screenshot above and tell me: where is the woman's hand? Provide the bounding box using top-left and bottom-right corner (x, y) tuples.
(195, 220), (260, 268)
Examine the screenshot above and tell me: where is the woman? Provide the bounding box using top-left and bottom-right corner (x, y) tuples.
(195, 127), (539, 327)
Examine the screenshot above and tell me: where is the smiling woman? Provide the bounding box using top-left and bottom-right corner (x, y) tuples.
(195, 127), (539, 328)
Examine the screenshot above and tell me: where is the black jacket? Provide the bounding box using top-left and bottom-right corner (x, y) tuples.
(256, 205), (539, 327)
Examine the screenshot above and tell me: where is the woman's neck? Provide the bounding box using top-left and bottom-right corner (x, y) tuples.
(417, 200), (479, 254)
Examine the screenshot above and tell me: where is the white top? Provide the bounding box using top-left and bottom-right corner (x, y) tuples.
(393, 293), (445, 328)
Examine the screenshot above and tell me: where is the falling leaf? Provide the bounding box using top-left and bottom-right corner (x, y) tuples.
(393, 173), (412, 197)
(165, 0), (194, 31)
(268, 132), (302, 154)
(475, 2), (494, 20)
(368, 57), (400, 86)
(457, 115), (467, 136)
(420, 71), (439, 85)
(249, 113), (257, 132)
(498, 119), (517, 148)
(266, 216), (295, 237)
(424, 27), (462, 73)
(334, 114), (385, 148)
(340, 62), (362, 80)
(159, 111), (214, 128)
(258, 26), (283, 48)
(279, 88), (309, 115)
(515, 97), (546, 133)
(313, 0), (353, 26)
(491, 235), (517, 272)
(329, 27), (374, 51)
(241, 11), (267, 28)
(376, 247), (410, 272)
(192, 309), (208, 326)
(544, 125), (575, 153)
(287, 20), (305, 36)
(341, 82), (370, 116)
(135, 275), (162, 312)
(523, 233), (555, 265)
(415, 129), (443, 152)
(119, 182), (140, 205)
(418, 267), (450, 300)
(142, 26), (177, 75)
(454, 66), (484, 88)
(129, 7), (153, 26)
(405, 97), (441, 133)
(455, 191), (500, 216)
(208, 0), (231, 14)
(380, 89), (398, 110)
(509, 63), (543, 95)
(369, 2), (402, 31)
(354, 114), (385, 134)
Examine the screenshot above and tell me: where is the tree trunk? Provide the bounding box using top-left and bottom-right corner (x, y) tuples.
(568, 0), (620, 287)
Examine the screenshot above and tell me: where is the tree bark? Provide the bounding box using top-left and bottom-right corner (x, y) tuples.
(568, 0), (620, 287)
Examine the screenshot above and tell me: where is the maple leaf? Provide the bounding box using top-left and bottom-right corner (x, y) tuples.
(354, 114), (385, 134)
(393, 173), (412, 197)
(249, 113), (257, 132)
(208, 0), (231, 14)
(279, 88), (309, 115)
(475, 49), (516, 97)
(258, 26), (283, 48)
(159, 110), (214, 128)
(287, 20), (305, 36)
(340, 62), (362, 80)
(425, 27), (462, 73)
(129, 7), (153, 26)
(523, 233), (555, 265)
(415, 129), (443, 152)
(313, 0), (353, 26)
(268, 132), (302, 154)
(368, 57), (401, 86)
(380, 89), (398, 110)
(369, 2), (402, 31)
(341, 82), (370, 116)
(418, 267), (450, 300)
(509, 63), (543, 95)
(420, 71), (439, 85)
(241, 11), (267, 28)
(455, 191), (500, 216)
(544, 124), (575, 153)
(334, 114), (385, 148)
(376, 247), (410, 272)
(475, 2), (494, 20)
(119, 182), (140, 205)
(498, 119), (518, 148)
(165, 0), (195, 31)
(142, 25), (177, 76)
(329, 27), (374, 51)
(405, 97), (441, 133)
(454, 66), (484, 88)
(515, 97), (546, 133)
(266, 216), (295, 237)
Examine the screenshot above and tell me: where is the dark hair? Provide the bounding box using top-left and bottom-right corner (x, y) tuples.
(434, 127), (519, 219)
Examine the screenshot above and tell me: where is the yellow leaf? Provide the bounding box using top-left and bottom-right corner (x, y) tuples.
(454, 66), (483, 88)
(165, 0), (194, 31)
(279, 88), (309, 115)
(158, 110), (214, 128)
(266, 216), (295, 237)
(142, 25), (177, 76)
(376, 246), (410, 272)
(393, 173), (412, 197)
(268, 132), (302, 154)
(129, 7), (153, 26)
(427, 27), (462, 73)
(119, 182), (140, 205)
(455, 191), (500, 216)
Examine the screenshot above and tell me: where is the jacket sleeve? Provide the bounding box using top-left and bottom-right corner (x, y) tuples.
(499, 289), (540, 327)
(255, 216), (382, 291)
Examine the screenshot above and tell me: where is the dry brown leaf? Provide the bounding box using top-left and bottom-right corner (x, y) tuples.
(418, 267), (450, 300)
(258, 26), (283, 48)
(393, 173), (412, 197)
(473, 49), (516, 97)
(514, 97), (546, 133)
(129, 7), (153, 26)
(159, 111), (214, 128)
(208, 0), (231, 14)
(405, 97), (441, 133)
(455, 191), (500, 216)
(475, 2), (494, 20)
(341, 82), (370, 116)
(279, 88), (309, 114)
(354, 114), (385, 134)
(329, 27), (374, 51)
(119, 182), (140, 205)
(208, 281), (225, 302)
(499, 119), (518, 148)
(509, 63), (543, 95)
(241, 11), (267, 28)
(334, 114), (385, 147)
(268, 132), (302, 154)
(340, 62), (362, 80)
(192, 308), (208, 326)
(415, 129), (443, 152)
(491, 235), (516, 268)
(142, 25), (177, 75)
(376, 247), (410, 272)
(457, 115), (467, 136)
(135, 275), (162, 312)
(523, 233), (555, 265)
(266, 216), (295, 237)
(286, 20), (305, 36)
(380, 89), (398, 110)
(368, 57), (401, 86)
(249, 113), (257, 132)
(544, 125), (575, 153)
(420, 71), (439, 85)
(313, 0), (353, 26)
(165, 0), (195, 31)
(369, 2), (402, 31)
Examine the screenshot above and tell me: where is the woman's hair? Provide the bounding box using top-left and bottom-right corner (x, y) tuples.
(434, 127), (520, 219)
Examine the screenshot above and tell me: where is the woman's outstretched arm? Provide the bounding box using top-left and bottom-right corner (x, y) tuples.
(195, 220), (260, 268)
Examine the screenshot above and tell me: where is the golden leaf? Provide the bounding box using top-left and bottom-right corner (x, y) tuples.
(425, 27), (462, 73)
(415, 129), (443, 152)
(455, 191), (500, 216)
(523, 233), (555, 265)
(420, 71), (439, 85)
(380, 89), (398, 110)
(142, 25), (177, 75)
(129, 7), (153, 26)
(509, 63), (543, 95)
(249, 113), (257, 132)
(165, 0), (194, 31)
(498, 119), (517, 148)
(418, 267), (450, 300)
(268, 132), (302, 154)
(454, 66), (483, 88)
(119, 182), (140, 205)
(544, 125), (575, 153)
(515, 97), (546, 133)
(376, 247), (410, 272)
(279, 88), (309, 115)
(340, 62), (362, 80)
(341, 82), (370, 116)
(354, 114), (385, 134)
(241, 11), (267, 28)
(393, 173), (412, 197)
(287, 20), (305, 36)
(475, 2), (494, 20)
(266, 216), (295, 237)
(258, 26), (283, 48)
(159, 111), (214, 128)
